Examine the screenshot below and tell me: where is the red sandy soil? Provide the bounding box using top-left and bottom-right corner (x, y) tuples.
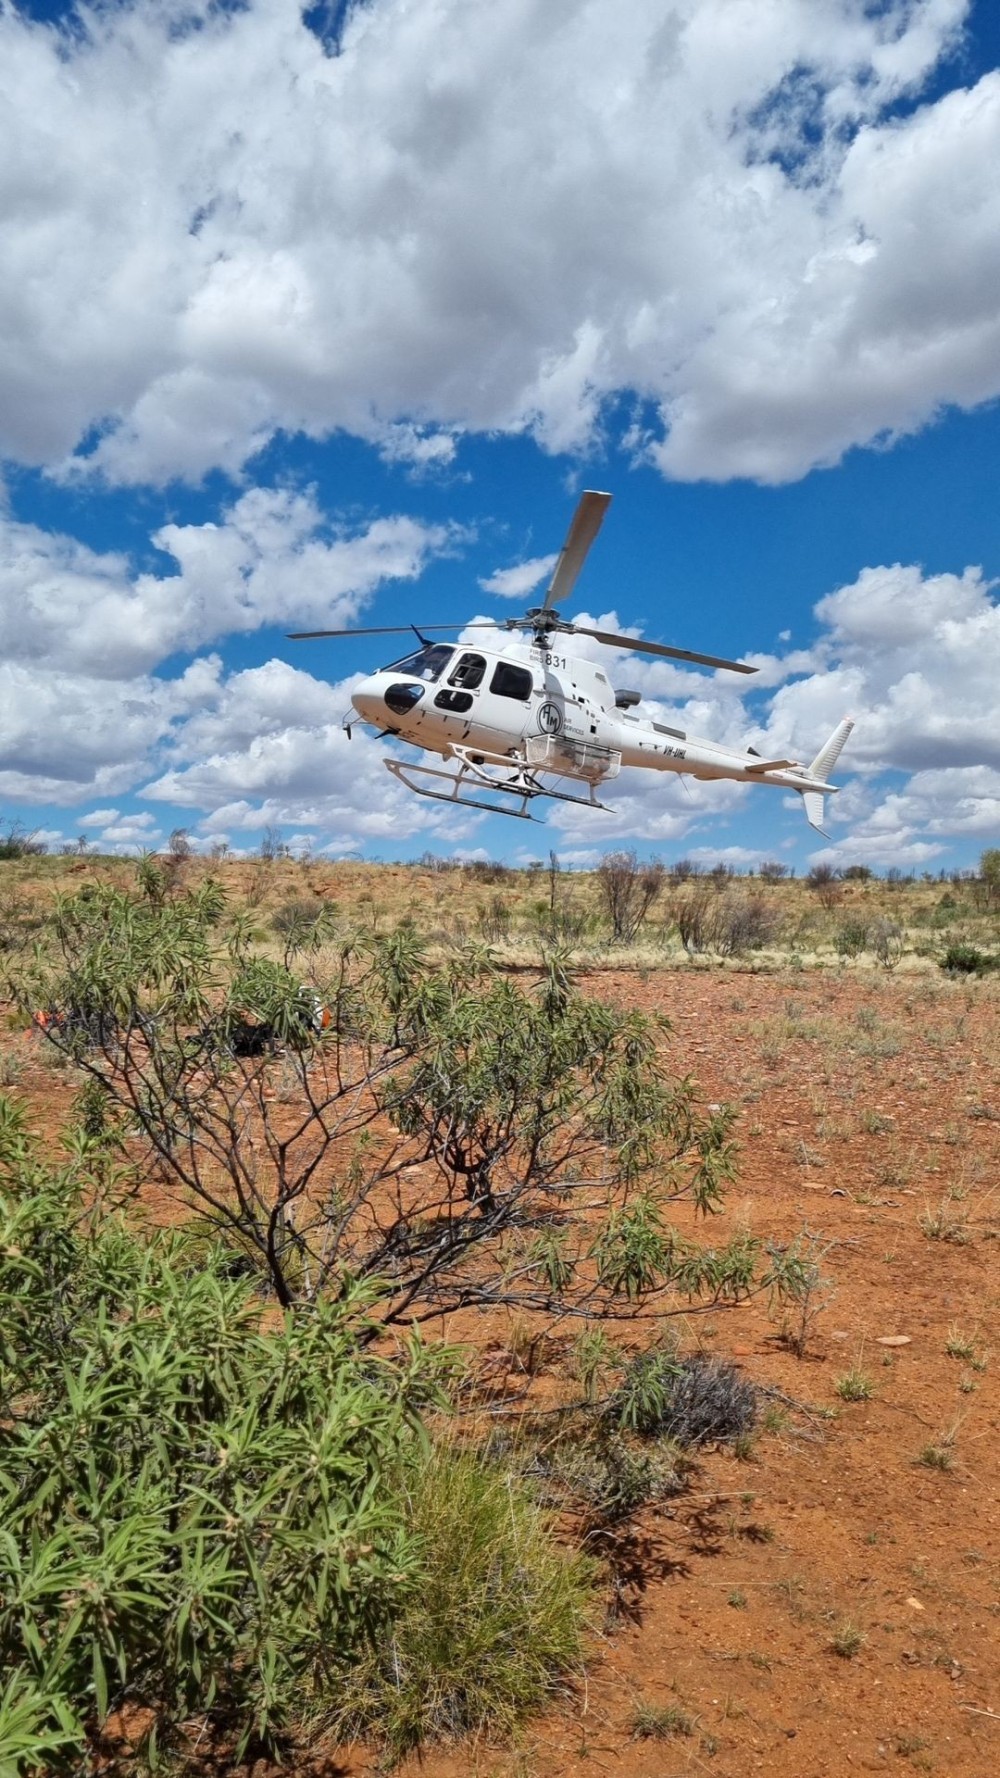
(7, 965), (1000, 1778)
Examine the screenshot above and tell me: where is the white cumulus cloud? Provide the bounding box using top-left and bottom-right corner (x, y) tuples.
(478, 555), (558, 600)
(0, 0), (995, 486)
(0, 488), (458, 679)
(0, 485), (460, 805)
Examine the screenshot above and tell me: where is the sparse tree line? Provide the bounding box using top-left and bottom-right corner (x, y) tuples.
(1, 838), (997, 986)
(3, 818), (998, 906)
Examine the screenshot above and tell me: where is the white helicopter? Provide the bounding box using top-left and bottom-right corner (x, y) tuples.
(289, 491), (852, 830)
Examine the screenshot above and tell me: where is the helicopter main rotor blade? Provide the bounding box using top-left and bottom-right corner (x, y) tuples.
(541, 489), (612, 613)
(570, 624), (757, 674)
(286, 622), (503, 640)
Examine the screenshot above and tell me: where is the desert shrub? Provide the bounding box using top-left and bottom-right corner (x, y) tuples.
(835, 919), (869, 958)
(0, 1047), (24, 1088)
(868, 917), (904, 970)
(0, 821), (46, 864)
(806, 864), (841, 909)
(0, 892), (46, 958)
(270, 895), (338, 962)
(977, 848), (1000, 910)
(333, 1443), (593, 1758)
(476, 893), (512, 943)
(0, 821), (46, 860)
(418, 851), (460, 873)
(710, 891), (783, 956)
(841, 864), (873, 881)
(21, 874), (745, 1321)
(630, 1699), (696, 1739)
(528, 900), (593, 945)
(763, 1229), (834, 1356)
(670, 885), (715, 952)
(597, 852), (665, 943)
(0, 1100), (448, 1768)
(537, 1428), (686, 1526)
(608, 1347), (758, 1445)
(258, 824), (287, 860)
(463, 859), (515, 886)
(941, 943), (997, 976)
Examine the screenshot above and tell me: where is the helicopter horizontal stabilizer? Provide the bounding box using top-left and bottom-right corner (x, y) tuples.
(744, 758), (797, 773)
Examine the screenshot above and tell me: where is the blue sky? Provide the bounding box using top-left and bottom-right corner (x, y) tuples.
(2, 0), (999, 871)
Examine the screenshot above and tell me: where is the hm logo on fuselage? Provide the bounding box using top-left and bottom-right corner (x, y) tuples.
(537, 701), (563, 736)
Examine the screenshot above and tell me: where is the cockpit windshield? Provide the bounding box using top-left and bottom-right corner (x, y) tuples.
(383, 643), (454, 683)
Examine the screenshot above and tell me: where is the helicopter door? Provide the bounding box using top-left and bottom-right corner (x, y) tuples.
(465, 659), (535, 751)
(432, 651), (487, 717)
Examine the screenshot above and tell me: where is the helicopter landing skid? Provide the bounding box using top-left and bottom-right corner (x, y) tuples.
(384, 755), (613, 819)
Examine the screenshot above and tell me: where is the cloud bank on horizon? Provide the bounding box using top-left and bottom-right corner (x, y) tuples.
(0, 0), (998, 868)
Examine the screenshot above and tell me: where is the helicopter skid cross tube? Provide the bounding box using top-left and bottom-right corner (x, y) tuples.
(384, 751), (614, 818)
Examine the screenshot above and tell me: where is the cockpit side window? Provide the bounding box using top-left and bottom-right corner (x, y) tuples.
(384, 643), (453, 683)
(448, 652), (486, 690)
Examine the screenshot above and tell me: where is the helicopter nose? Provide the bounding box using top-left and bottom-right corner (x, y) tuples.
(352, 676), (428, 725)
(351, 676), (386, 724)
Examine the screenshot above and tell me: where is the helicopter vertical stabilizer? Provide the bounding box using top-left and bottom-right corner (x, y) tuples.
(808, 716), (854, 783)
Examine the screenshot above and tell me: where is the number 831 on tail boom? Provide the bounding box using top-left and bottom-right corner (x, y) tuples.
(289, 491), (852, 832)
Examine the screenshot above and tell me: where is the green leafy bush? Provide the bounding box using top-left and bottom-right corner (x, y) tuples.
(940, 943), (997, 976)
(835, 919), (869, 958)
(0, 1097), (440, 1769)
(0, 1097), (595, 1770)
